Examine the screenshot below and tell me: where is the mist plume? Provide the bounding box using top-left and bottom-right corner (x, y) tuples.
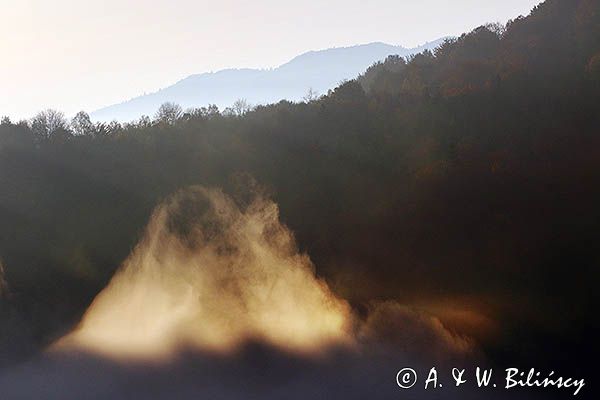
(57, 186), (353, 359)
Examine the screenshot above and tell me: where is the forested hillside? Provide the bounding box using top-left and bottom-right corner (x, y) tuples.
(1, 0), (599, 376)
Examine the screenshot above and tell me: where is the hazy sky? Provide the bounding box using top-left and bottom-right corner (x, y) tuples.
(1, 0), (541, 120)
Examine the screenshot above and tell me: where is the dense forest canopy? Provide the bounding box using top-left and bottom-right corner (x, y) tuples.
(1, 0), (599, 378)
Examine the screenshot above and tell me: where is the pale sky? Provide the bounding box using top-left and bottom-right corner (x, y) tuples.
(0, 0), (541, 120)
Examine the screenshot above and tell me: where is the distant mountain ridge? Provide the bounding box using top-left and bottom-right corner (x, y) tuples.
(91, 40), (447, 122)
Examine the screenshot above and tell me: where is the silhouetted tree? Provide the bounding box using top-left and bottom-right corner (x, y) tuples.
(302, 87), (320, 102)
(137, 115), (152, 128)
(155, 102), (183, 124)
(29, 109), (67, 139)
(71, 111), (94, 136)
(224, 99), (251, 117)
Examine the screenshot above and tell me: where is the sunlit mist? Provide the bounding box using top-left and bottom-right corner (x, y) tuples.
(55, 186), (353, 359)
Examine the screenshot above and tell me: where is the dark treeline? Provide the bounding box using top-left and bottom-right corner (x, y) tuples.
(1, 0), (599, 375)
